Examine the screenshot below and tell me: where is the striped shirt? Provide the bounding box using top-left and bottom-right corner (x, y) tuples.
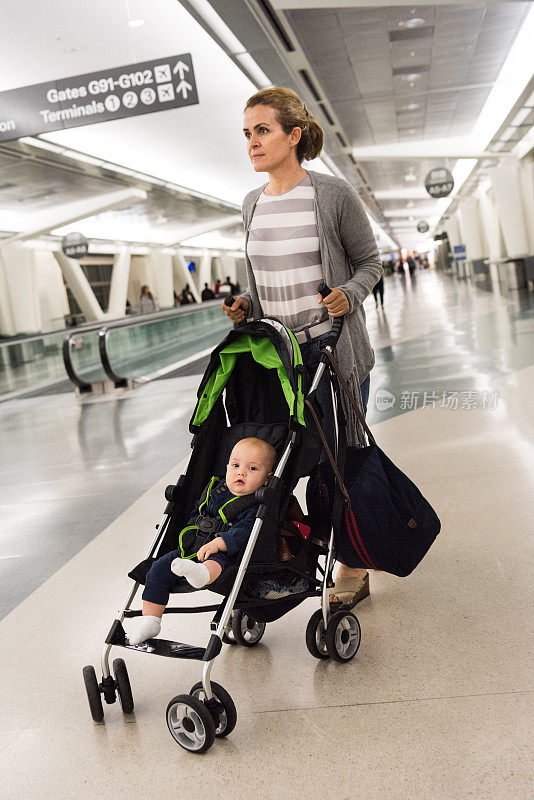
(247, 174), (327, 332)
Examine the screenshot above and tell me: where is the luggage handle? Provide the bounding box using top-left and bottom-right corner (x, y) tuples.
(322, 348), (377, 447)
(304, 397), (351, 509)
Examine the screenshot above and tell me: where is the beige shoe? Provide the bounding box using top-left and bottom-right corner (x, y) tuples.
(329, 573), (370, 610)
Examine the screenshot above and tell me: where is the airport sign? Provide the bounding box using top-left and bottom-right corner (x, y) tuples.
(424, 167), (454, 199)
(0, 54), (199, 142)
(61, 232), (89, 259)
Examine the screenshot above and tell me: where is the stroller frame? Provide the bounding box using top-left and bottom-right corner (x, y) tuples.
(85, 298), (363, 749)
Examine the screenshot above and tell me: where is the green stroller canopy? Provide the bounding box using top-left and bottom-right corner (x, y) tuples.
(192, 331), (305, 428)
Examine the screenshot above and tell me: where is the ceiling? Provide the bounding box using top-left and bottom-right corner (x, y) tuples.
(0, 0), (532, 252)
(206, 0), (533, 248)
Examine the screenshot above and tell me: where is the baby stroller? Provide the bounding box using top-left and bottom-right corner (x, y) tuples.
(83, 286), (363, 753)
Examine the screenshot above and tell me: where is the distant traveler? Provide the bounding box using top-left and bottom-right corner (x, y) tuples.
(179, 284), (195, 305)
(225, 275), (239, 295)
(373, 276), (384, 309)
(407, 255), (416, 273)
(222, 86), (383, 609)
(214, 280), (221, 296)
(201, 283), (216, 301)
(140, 285), (157, 314)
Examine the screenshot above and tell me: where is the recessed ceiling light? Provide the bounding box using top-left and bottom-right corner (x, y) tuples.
(402, 73), (421, 82)
(408, 128), (416, 134)
(407, 201), (415, 208)
(403, 103), (420, 112)
(405, 173), (417, 182)
(410, 51), (415, 57)
(409, 82), (415, 88)
(127, 19), (144, 27)
(398, 18), (426, 28)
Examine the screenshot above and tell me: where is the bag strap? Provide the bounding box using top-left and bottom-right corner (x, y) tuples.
(304, 398), (351, 509)
(322, 350), (377, 446)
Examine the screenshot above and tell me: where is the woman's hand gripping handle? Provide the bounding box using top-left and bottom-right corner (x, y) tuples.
(317, 282), (344, 348)
(223, 295), (249, 327)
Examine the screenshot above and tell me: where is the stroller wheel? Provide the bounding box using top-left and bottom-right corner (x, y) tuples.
(166, 694), (216, 753)
(82, 665), (104, 722)
(231, 610), (266, 646)
(222, 612), (238, 644)
(325, 611), (361, 662)
(113, 658), (134, 714)
(189, 681), (237, 738)
(305, 610), (330, 660)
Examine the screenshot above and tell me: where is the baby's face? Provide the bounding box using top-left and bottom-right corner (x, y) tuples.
(226, 442), (272, 496)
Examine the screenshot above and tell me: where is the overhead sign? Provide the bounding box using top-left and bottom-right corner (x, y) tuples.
(417, 221), (429, 234)
(0, 54), (198, 143)
(453, 245), (466, 262)
(424, 167), (454, 199)
(62, 232), (89, 259)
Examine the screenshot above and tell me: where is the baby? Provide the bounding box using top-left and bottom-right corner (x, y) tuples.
(128, 436), (277, 645)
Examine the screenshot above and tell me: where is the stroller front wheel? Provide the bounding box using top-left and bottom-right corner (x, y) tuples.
(325, 611), (361, 662)
(82, 665), (104, 722)
(166, 694), (216, 753)
(305, 609), (330, 660)
(113, 658), (134, 714)
(231, 610), (266, 646)
(189, 681), (237, 737)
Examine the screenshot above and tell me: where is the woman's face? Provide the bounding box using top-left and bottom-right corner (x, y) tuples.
(243, 105), (301, 173)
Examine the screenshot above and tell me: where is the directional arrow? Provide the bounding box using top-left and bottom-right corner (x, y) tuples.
(176, 80), (192, 99)
(173, 60), (190, 80)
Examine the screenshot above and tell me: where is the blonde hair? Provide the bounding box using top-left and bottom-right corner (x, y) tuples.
(231, 437), (277, 471)
(244, 86), (324, 164)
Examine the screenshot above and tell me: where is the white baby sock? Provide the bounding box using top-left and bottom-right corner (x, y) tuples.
(128, 615), (161, 646)
(171, 557), (210, 588)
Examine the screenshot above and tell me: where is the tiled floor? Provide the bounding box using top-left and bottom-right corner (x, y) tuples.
(0, 270), (533, 799)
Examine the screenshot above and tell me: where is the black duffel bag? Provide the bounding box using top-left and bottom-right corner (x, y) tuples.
(305, 353), (441, 577)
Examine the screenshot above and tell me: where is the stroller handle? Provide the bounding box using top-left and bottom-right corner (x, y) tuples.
(316, 282), (344, 347)
(224, 295), (247, 327)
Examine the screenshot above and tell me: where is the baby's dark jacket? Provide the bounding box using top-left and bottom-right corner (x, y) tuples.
(191, 480), (259, 561)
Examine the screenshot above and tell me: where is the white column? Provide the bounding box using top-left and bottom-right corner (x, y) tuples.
(444, 214), (462, 252)
(0, 254), (15, 337)
(54, 251), (104, 322)
(477, 187), (506, 262)
(148, 249), (174, 308)
(219, 253), (237, 284)
(172, 251), (202, 303)
(107, 246), (131, 318)
(519, 158), (534, 253)
(34, 250), (70, 331)
(458, 197), (485, 260)
(198, 250), (212, 293)
(0, 244), (41, 334)
(489, 160), (530, 257)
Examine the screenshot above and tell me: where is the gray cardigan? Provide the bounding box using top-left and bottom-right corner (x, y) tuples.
(241, 169), (383, 445)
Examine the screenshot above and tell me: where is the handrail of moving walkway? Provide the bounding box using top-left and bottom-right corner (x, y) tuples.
(98, 328), (129, 388)
(62, 298), (223, 392)
(62, 333), (94, 393)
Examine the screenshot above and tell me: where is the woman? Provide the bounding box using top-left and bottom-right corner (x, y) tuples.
(139, 284), (157, 314)
(223, 87), (383, 608)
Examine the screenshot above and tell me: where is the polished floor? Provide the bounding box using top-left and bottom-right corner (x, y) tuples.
(0, 269), (533, 799)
